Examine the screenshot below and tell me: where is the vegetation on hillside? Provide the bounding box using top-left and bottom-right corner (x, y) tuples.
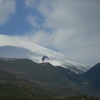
(0, 58), (100, 99)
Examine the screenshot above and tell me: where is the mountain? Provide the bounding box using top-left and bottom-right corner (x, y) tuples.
(0, 69), (59, 100)
(83, 63), (100, 88)
(0, 45), (91, 74)
(0, 58), (100, 98)
(55, 64), (100, 98)
(0, 58), (81, 96)
(0, 69), (100, 100)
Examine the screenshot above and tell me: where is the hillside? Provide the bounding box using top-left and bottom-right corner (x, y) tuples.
(83, 63), (100, 88)
(0, 58), (100, 98)
(0, 58), (80, 96)
(0, 67), (100, 100)
(0, 69), (59, 100)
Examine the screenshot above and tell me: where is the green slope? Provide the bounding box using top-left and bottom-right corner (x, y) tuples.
(0, 58), (81, 96)
(0, 70), (99, 100)
(0, 58), (100, 99)
(0, 69), (60, 100)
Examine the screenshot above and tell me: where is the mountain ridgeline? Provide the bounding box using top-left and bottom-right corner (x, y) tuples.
(0, 58), (100, 99)
(83, 63), (100, 88)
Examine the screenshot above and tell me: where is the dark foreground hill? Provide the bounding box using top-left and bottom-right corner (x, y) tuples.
(0, 58), (100, 98)
(0, 58), (80, 96)
(83, 63), (100, 88)
(0, 69), (59, 100)
(0, 70), (100, 100)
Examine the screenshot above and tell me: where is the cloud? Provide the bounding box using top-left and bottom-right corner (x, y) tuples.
(26, 15), (40, 28)
(0, 0), (16, 25)
(0, 0), (100, 65)
(24, 0), (100, 65)
(25, 0), (38, 8)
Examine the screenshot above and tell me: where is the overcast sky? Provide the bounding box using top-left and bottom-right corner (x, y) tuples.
(0, 0), (100, 66)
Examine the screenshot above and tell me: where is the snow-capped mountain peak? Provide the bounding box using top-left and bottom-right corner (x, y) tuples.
(0, 41), (91, 74)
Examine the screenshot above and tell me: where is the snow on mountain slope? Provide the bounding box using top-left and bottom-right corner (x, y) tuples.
(27, 44), (91, 73)
(0, 40), (91, 73)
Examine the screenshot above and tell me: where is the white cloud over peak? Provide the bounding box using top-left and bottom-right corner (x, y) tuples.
(24, 0), (100, 65)
(0, 0), (16, 25)
(0, 0), (100, 66)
